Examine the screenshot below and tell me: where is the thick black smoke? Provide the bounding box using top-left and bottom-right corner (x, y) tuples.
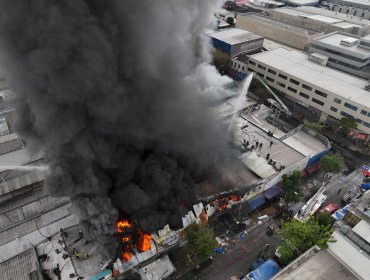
(0, 0), (234, 257)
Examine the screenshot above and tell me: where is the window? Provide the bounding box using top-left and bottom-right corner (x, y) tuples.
(258, 64), (266, 70)
(299, 92), (309, 99)
(310, 43), (367, 63)
(268, 69), (276, 75)
(242, 66), (245, 71)
(330, 106), (338, 112)
(363, 121), (370, 128)
(361, 110), (368, 116)
(249, 60), (256, 66)
(312, 98), (324, 106)
(334, 98), (341, 104)
(238, 64), (240, 69)
(340, 111), (352, 118)
(290, 78), (300, 86)
(287, 86), (297, 93)
(314, 89), (327, 98)
(276, 81), (285, 88)
(357, 119), (363, 124)
(344, 102), (358, 111)
(266, 76), (274, 82)
(302, 84), (312, 91)
(248, 68), (253, 72)
(278, 73), (287, 80)
(234, 62), (237, 67)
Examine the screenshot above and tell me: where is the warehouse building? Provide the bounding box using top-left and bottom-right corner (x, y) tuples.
(248, 47), (370, 134)
(208, 28), (264, 70)
(269, 7), (370, 36)
(309, 32), (370, 78)
(236, 13), (323, 50)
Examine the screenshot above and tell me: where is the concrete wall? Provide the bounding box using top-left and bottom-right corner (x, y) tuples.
(264, 156), (309, 189)
(236, 15), (324, 50)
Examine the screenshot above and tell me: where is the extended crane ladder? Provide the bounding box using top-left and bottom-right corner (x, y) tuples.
(251, 72), (292, 117)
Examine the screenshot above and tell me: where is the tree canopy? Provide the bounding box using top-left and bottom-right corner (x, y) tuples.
(185, 223), (217, 262)
(276, 217), (335, 265)
(282, 170), (303, 203)
(319, 154), (343, 174)
(340, 116), (357, 130)
(303, 121), (324, 132)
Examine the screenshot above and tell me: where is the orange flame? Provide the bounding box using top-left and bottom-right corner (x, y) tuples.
(122, 236), (130, 242)
(140, 234), (152, 252)
(117, 220), (131, 232)
(122, 251), (131, 262)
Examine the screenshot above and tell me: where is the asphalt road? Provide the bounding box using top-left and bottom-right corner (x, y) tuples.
(177, 220), (280, 280)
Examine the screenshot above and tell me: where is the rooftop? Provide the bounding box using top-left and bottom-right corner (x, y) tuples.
(250, 47), (370, 108)
(232, 105), (305, 179)
(313, 32), (370, 56)
(328, 230), (370, 280)
(238, 14), (321, 35)
(0, 248), (42, 280)
(208, 28), (263, 45)
(297, 6), (370, 26)
(271, 246), (359, 280)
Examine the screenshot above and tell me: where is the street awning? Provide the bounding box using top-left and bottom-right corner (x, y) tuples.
(248, 196), (267, 210)
(263, 186), (282, 200)
(332, 207), (349, 220)
(357, 133), (367, 140)
(247, 259), (280, 280)
(361, 165), (370, 176)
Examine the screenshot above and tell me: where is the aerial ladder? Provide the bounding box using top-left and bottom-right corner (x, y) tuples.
(250, 72), (292, 118)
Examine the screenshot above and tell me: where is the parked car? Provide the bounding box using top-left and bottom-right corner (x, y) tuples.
(342, 189), (362, 203)
(320, 203), (339, 214)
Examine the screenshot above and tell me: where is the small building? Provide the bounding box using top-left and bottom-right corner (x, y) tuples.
(236, 13), (324, 50)
(309, 31), (370, 79)
(208, 28), (264, 70)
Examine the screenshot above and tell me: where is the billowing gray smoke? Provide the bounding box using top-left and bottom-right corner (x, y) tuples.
(0, 0), (234, 257)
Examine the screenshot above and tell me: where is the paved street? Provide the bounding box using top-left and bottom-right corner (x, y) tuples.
(324, 169), (364, 207)
(174, 219), (280, 280)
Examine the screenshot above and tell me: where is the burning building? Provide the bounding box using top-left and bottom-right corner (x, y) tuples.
(0, 0), (239, 274)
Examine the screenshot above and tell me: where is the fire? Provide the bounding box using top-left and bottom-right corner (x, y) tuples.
(230, 194), (239, 202)
(122, 251), (131, 262)
(117, 220), (131, 232)
(122, 236), (130, 242)
(140, 234), (152, 252)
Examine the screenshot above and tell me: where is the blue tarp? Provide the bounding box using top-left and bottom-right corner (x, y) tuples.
(248, 196), (267, 210)
(247, 259), (281, 280)
(250, 258), (265, 271)
(263, 186), (282, 200)
(361, 183), (370, 191)
(332, 207), (349, 220)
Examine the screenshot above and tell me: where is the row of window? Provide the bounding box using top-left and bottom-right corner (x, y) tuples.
(249, 60), (369, 122)
(328, 57), (368, 71)
(310, 44), (368, 63)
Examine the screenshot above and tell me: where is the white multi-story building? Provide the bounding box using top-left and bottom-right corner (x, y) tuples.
(309, 32), (370, 79)
(247, 47), (370, 134)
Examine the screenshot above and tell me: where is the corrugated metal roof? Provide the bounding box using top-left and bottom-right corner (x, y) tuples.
(272, 248), (359, 280)
(0, 248), (42, 280)
(0, 170), (45, 195)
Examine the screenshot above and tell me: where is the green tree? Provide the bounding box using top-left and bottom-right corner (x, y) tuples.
(316, 211), (335, 227)
(340, 116), (357, 130)
(319, 154), (343, 174)
(282, 170), (303, 203)
(276, 217), (335, 265)
(303, 121), (324, 132)
(185, 223), (217, 263)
